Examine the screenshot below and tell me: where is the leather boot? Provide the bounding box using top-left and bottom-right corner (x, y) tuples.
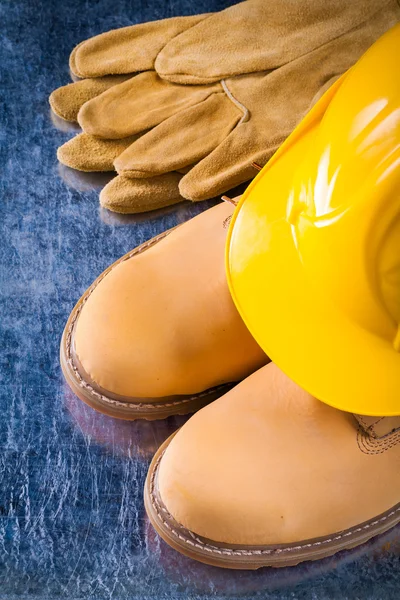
(60, 202), (266, 420)
(145, 363), (400, 568)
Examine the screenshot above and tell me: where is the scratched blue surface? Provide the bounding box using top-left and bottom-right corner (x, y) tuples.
(1, 0), (400, 598)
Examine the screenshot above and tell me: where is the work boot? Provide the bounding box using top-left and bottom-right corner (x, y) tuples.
(145, 363), (400, 569)
(61, 201), (266, 420)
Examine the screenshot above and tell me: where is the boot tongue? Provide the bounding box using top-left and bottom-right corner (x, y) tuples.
(353, 414), (400, 439)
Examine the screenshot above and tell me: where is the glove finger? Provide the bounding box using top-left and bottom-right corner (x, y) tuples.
(78, 71), (216, 139)
(49, 75), (132, 122)
(156, 0), (389, 84)
(69, 39), (86, 77)
(179, 122), (274, 201)
(100, 173), (183, 214)
(115, 92), (241, 177)
(70, 14), (211, 78)
(57, 132), (140, 172)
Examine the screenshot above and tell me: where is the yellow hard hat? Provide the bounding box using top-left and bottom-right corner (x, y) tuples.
(227, 24), (400, 416)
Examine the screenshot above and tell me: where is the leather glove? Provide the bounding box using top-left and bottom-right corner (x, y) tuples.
(50, 0), (400, 213)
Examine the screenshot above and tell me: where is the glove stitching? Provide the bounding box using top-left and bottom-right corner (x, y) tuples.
(153, 12), (216, 75)
(221, 80), (249, 124)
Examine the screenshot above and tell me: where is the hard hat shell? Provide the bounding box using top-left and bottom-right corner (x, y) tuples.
(227, 24), (400, 416)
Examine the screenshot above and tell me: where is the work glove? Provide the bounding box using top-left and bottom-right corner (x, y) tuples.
(50, 0), (400, 213)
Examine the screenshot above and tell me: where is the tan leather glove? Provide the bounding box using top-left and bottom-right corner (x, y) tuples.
(50, 0), (400, 213)
(67, 0), (393, 83)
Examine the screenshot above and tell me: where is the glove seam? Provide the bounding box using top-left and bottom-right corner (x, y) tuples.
(221, 80), (249, 125)
(153, 12), (215, 76)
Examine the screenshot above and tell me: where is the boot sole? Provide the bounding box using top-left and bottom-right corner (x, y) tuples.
(145, 432), (400, 569)
(60, 227), (233, 421)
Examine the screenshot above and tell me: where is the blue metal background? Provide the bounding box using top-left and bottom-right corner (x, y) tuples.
(1, 0), (399, 597)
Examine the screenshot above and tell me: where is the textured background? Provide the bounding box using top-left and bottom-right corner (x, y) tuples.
(1, 0), (400, 598)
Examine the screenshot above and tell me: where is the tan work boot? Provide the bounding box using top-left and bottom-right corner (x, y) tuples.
(60, 202), (266, 420)
(145, 363), (400, 569)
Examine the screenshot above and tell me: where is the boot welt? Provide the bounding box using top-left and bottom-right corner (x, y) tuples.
(60, 227), (233, 421)
(145, 432), (400, 569)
